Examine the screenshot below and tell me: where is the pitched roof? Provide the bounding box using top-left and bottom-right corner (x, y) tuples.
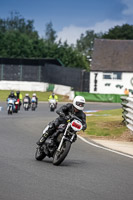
(91, 39), (133, 72)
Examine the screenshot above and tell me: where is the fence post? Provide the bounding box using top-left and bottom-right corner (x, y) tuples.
(19, 65), (22, 81)
(1, 64), (4, 80)
(38, 66), (41, 82)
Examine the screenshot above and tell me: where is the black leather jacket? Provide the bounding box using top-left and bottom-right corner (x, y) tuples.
(56, 103), (87, 130)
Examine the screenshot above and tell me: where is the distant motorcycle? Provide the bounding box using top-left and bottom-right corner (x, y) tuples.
(16, 98), (21, 111)
(14, 99), (20, 113)
(23, 98), (30, 111)
(7, 98), (14, 114)
(7, 98), (18, 114)
(31, 97), (37, 111)
(35, 113), (83, 166)
(49, 99), (57, 112)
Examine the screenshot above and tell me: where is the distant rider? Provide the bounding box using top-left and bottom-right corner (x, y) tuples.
(15, 91), (23, 110)
(23, 94), (31, 107)
(8, 91), (17, 99)
(31, 93), (38, 107)
(48, 92), (58, 108)
(36, 96), (87, 149)
(7, 91), (17, 110)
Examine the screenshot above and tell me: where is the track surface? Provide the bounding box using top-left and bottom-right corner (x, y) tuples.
(0, 102), (133, 200)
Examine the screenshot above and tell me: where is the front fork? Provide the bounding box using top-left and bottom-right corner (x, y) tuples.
(57, 123), (76, 151)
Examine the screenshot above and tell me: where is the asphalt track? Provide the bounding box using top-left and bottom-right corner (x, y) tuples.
(0, 102), (133, 200)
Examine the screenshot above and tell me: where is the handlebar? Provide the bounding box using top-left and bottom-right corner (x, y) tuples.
(57, 111), (82, 123)
(67, 113), (82, 122)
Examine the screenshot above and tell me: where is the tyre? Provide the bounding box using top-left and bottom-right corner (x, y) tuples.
(32, 105), (35, 111)
(35, 147), (46, 161)
(53, 140), (71, 166)
(50, 106), (55, 112)
(15, 109), (18, 113)
(8, 110), (11, 115)
(8, 107), (12, 115)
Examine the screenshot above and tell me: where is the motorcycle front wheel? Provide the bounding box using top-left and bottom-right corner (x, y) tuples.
(35, 147), (46, 161)
(53, 140), (71, 166)
(8, 107), (12, 115)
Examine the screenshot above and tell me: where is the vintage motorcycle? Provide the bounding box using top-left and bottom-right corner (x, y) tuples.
(23, 98), (30, 111)
(31, 97), (37, 111)
(49, 99), (57, 112)
(35, 114), (83, 166)
(7, 98), (14, 114)
(14, 99), (20, 113)
(7, 98), (19, 114)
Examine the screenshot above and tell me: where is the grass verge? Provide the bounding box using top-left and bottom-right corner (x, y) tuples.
(0, 90), (71, 102)
(82, 109), (133, 141)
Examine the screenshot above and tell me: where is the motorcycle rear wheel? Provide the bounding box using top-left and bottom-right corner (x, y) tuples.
(50, 107), (55, 112)
(35, 147), (46, 161)
(53, 140), (71, 166)
(32, 106), (36, 111)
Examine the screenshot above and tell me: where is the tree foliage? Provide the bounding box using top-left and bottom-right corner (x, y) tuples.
(45, 21), (57, 44)
(0, 12), (89, 70)
(76, 30), (100, 55)
(102, 24), (133, 39)
(76, 30), (102, 65)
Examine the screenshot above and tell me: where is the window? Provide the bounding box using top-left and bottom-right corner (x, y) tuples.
(103, 72), (122, 80)
(103, 73), (111, 79)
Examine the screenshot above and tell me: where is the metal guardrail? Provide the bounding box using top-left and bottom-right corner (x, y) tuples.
(121, 96), (133, 132)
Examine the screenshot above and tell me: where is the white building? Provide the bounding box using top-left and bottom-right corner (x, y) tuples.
(90, 39), (133, 94)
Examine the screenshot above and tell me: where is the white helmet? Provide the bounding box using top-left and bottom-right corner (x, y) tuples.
(33, 93), (36, 96)
(25, 93), (29, 97)
(73, 96), (85, 111)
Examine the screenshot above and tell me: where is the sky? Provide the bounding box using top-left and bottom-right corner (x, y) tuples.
(0, 0), (133, 45)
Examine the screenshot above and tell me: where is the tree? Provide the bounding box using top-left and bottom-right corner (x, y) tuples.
(0, 11), (38, 37)
(102, 24), (133, 39)
(76, 30), (102, 68)
(0, 13), (89, 70)
(45, 21), (57, 44)
(56, 41), (89, 70)
(0, 30), (33, 58)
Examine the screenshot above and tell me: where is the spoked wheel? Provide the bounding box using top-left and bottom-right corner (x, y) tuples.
(53, 140), (71, 166)
(35, 147), (46, 161)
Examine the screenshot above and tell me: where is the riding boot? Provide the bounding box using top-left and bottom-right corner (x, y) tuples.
(36, 131), (49, 146)
(36, 125), (55, 146)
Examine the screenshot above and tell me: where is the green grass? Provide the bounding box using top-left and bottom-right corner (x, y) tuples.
(0, 90), (71, 102)
(85, 109), (128, 138)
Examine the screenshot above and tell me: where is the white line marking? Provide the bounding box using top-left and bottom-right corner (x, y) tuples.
(78, 135), (133, 159)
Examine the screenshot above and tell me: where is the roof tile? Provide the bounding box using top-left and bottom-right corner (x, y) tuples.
(91, 39), (133, 72)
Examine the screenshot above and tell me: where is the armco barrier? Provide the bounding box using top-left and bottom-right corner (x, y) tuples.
(121, 96), (133, 132)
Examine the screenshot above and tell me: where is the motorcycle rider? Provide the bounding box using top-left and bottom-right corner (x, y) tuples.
(8, 91), (17, 99)
(23, 93), (31, 107)
(15, 91), (23, 110)
(7, 91), (17, 110)
(36, 96), (87, 148)
(31, 93), (38, 107)
(48, 92), (58, 108)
